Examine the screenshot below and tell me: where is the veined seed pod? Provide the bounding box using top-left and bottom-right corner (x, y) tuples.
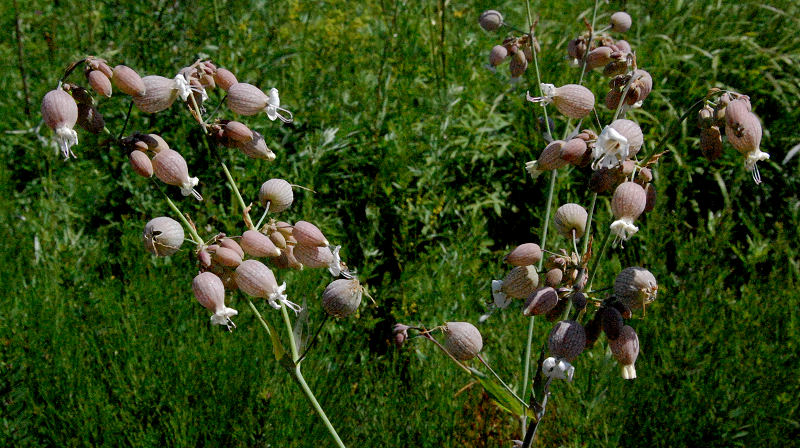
(258, 178), (293, 212)
(501, 265), (539, 299)
(133, 75), (178, 113)
(536, 140), (569, 172)
(443, 322), (483, 361)
(561, 138), (588, 165)
(76, 103), (105, 134)
(523, 287), (558, 316)
(609, 119), (643, 156)
(237, 130), (275, 160)
(700, 126), (723, 161)
(545, 268), (563, 287)
(509, 50), (528, 77)
(219, 237), (244, 258)
(293, 244), (334, 269)
(724, 99), (768, 183)
(585, 46), (613, 70)
(241, 230), (281, 258)
(269, 230), (287, 249)
(152, 149), (202, 200)
(489, 45), (508, 67)
(211, 246), (243, 268)
(89, 59), (113, 79)
(227, 83), (268, 116)
(41, 89), (79, 159)
(548, 320), (586, 362)
(610, 181), (646, 241)
(276, 221), (294, 237)
(478, 10), (503, 31)
(293, 221), (329, 247)
(531, 84), (595, 119)
(214, 68), (238, 91)
(235, 259), (278, 298)
(503, 243), (542, 266)
(274, 244), (303, 270)
(192, 272), (238, 327)
(129, 150), (153, 178)
(601, 306), (624, 340)
(627, 70), (653, 105)
(610, 11), (632, 32)
(142, 216), (184, 256)
(147, 134), (169, 153)
(614, 267), (658, 310)
(571, 291), (587, 310)
(321, 278), (363, 318)
(553, 203), (588, 239)
(223, 121), (254, 142)
(610, 325), (639, 379)
(615, 40), (632, 54)
(112, 65), (146, 96)
(87, 70), (112, 97)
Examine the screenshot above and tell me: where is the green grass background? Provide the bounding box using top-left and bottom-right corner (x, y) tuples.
(1, 0), (799, 446)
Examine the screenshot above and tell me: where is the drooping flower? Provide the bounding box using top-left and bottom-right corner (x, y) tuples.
(41, 89), (79, 159)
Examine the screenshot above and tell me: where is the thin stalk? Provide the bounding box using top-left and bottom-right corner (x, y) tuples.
(247, 299), (272, 337)
(161, 189), (203, 244)
(294, 365), (346, 448)
(117, 100), (134, 140)
(220, 161), (254, 230)
(478, 355), (527, 407)
(297, 314), (329, 364)
(422, 330), (471, 373)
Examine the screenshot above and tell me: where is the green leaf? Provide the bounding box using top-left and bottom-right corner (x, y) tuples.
(264, 318), (289, 364)
(467, 368), (537, 420)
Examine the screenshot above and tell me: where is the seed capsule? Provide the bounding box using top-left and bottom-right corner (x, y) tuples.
(241, 230), (280, 258)
(489, 45), (508, 67)
(142, 216), (184, 256)
(147, 134), (170, 153)
(235, 259), (278, 298)
(133, 75), (178, 113)
(509, 50), (528, 77)
(725, 98), (768, 183)
(269, 230), (287, 249)
(112, 65), (146, 96)
(550, 84), (595, 119)
(567, 37), (588, 62)
(236, 130), (275, 160)
(227, 83), (268, 116)
(42, 88), (78, 132)
(615, 40), (632, 54)
(321, 278), (363, 318)
(501, 265), (539, 299)
(609, 119), (643, 156)
(700, 126), (723, 161)
(610, 11), (632, 33)
(129, 150), (153, 178)
(571, 291), (587, 310)
(152, 148), (202, 200)
(76, 103), (105, 134)
(478, 10), (503, 31)
(614, 267), (657, 310)
(610, 181), (646, 242)
(223, 121), (254, 142)
(548, 320), (586, 362)
(503, 243), (542, 266)
(192, 271), (238, 327)
(560, 138), (588, 165)
(626, 70), (653, 105)
(219, 237), (244, 258)
(545, 268), (563, 287)
(293, 221), (329, 247)
(258, 178), (293, 213)
(443, 322), (483, 361)
(601, 306), (624, 340)
(553, 203), (588, 239)
(609, 325), (639, 379)
(293, 244), (334, 269)
(214, 68), (238, 91)
(87, 70), (112, 97)
(211, 246), (243, 268)
(585, 46), (613, 70)
(523, 287), (558, 316)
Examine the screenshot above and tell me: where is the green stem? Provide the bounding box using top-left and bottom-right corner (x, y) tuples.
(478, 355), (527, 407)
(220, 161), (254, 230)
(162, 191), (203, 244)
(247, 299), (272, 337)
(294, 365), (347, 448)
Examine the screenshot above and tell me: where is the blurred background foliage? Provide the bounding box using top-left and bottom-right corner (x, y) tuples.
(1, 0), (799, 446)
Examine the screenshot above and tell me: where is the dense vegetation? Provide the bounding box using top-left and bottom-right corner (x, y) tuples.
(2, 0), (799, 446)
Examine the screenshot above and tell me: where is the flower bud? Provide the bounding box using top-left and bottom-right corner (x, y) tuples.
(241, 230), (281, 258)
(489, 45), (508, 67)
(610, 11), (632, 33)
(293, 244), (334, 269)
(237, 130), (275, 160)
(87, 70), (112, 97)
(192, 272), (238, 327)
(503, 243), (542, 266)
(293, 221), (329, 247)
(152, 148), (202, 200)
(41, 89), (79, 158)
(129, 150), (153, 178)
(112, 65), (146, 96)
(214, 68), (238, 91)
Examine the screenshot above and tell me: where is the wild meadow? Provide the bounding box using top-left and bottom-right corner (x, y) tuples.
(1, 0), (799, 446)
